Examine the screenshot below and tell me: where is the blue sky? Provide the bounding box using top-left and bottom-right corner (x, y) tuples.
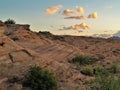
(0, 0), (120, 36)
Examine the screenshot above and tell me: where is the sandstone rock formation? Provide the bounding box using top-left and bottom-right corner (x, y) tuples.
(0, 20), (120, 90)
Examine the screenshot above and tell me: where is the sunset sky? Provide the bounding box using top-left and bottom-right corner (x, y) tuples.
(0, 0), (120, 36)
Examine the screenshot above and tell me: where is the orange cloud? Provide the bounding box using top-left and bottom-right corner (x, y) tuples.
(77, 7), (84, 14)
(71, 23), (91, 30)
(61, 23), (91, 30)
(64, 15), (86, 20)
(88, 12), (98, 19)
(62, 9), (77, 16)
(46, 5), (62, 14)
(62, 7), (84, 16)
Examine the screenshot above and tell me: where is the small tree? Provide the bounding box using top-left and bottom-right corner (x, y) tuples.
(4, 18), (16, 24)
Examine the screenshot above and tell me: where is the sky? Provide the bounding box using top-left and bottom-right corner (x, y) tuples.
(0, 0), (120, 36)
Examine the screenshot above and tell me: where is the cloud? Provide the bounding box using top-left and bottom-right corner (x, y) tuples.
(45, 5), (62, 14)
(62, 9), (77, 16)
(88, 12), (98, 19)
(71, 23), (91, 30)
(64, 15), (86, 20)
(62, 7), (84, 16)
(77, 7), (84, 14)
(45, 5), (97, 30)
(61, 23), (91, 30)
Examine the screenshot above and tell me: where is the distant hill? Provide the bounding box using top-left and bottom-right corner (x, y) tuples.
(113, 31), (120, 37)
(110, 31), (120, 40)
(110, 36), (120, 40)
(91, 31), (120, 40)
(92, 34), (112, 39)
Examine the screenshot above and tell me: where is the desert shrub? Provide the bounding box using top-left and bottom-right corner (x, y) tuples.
(93, 65), (103, 71)
(4, 18), (16, 24)
(80, 66), (94, 76)
(23, 66), (58, 90)
(93, 65), (106, 75)
(81, 65), (109, 76)
(88, 74), (120, 90)
(69, 54), (98, 65)
(85, 68), (120, 90)
(110, 63), (120, 74)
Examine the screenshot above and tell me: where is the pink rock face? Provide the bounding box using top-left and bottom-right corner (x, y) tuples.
(0, 34), (34, 71)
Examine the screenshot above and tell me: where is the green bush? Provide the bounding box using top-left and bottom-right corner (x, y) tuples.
(110, 63), (120, 74)
(93, 65), (103, 71)
(89, 74), (120, 90)
(23, 66), (58, 90)
(93, 65), (106, 75)
(81, 65), (109, 76)
(85, 69), (120, 90)
(80, 66), (94, 76)
(4, 18), (16, 24)
(84, 60), (120, 90)
(69, 54), (98, 65)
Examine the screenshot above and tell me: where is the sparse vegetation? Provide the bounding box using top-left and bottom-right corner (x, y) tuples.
(68, 54), (105, 76)
(80, 65), (107, 76)
(4, 18), (16, 24)
(86, 73), (120, 90)
(68, 54), (98, 65)
(80, 66), (94, 76)
(92, 65), (105, 75)
(23, 66), (58, 90)
(84, 61), (120, 90)
(110, 62), (120, 74)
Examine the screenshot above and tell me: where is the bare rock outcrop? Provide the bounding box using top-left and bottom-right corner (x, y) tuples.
(0, 34), (38, 78)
